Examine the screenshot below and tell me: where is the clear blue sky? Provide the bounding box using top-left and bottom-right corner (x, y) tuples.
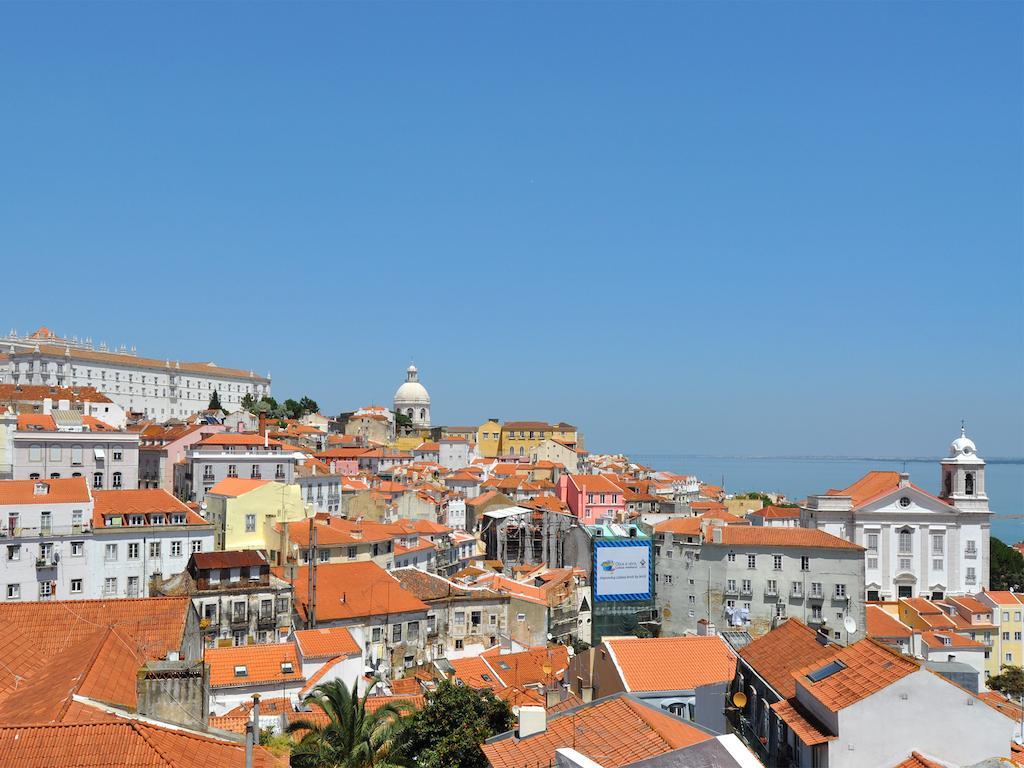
(1, 2), (1021, 457)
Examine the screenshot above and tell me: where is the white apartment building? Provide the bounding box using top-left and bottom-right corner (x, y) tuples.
(92, 489), (214, 599)
(0, 480), (212, 601)
(802, 427), (991, 601)
(10, 412), (139, 490)
(2, 327), (270, 420)
(177, 433), (299, 504)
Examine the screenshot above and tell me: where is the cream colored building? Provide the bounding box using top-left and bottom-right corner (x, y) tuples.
(203, 478), (310, 555)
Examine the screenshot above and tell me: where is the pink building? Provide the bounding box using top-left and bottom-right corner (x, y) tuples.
(558, 473), (626, 525)
(138, 423), (225, 491)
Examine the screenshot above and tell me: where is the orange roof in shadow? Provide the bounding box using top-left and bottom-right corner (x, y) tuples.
(794, 639), (918, 712)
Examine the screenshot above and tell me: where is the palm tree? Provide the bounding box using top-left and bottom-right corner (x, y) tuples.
(286, 679), (409, 768)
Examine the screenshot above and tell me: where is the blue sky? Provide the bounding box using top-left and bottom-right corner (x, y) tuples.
(1, 2), (1021, 457)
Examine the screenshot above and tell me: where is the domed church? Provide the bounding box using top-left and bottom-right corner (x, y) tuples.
(394, 364), (431, 429)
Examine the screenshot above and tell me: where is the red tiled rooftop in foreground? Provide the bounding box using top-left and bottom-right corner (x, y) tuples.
(794, 639), (919, 713)
(738, 619), (840, 699)
(0, 477), (90, 505)
(482, 695), (712, 768)
(0, 720), (285, 767)
(866, 606), (914, 639)
(605, 636), (736, 692)
(293, 626), (360, 660)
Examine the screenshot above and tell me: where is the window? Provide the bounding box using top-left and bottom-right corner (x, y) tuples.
(171, 541), (182, 557)
(6, 545), (19, 562)
(347, 546), (357, 559)
(128, 543), (139, 559)
(773, 555), (783, 570)
(933, 559), (944, 571)
(230, 568), (241, 583)
(149, 542), (161, 558)
(72, 510), (83, 531)
(70, 579), (83, 594)
(71, 541), (83, 557)
(249, 566), (261, 581)
(899, 557), (912, 572)
(127, 576), (139, 597)
(372, 627), (382, 643)
(866, 533), (879, 551)
(800, 556), (810, 571)
(93, 473), (103, 489)
(741, 579), (752, 594)
(747, 555), (756, 569)
(29, 444), (42, 462)
(727, 553), (736, 563)
(227, 464), (237, 478)
(965, 473), (975, 495)
(105, 543), (118, 561)
(835, 584), (847, 598)
(71, 445), (83, 465)
(103, 577), (117, 596)
(792, 581), (803, 597)
(965, 540), (978, 558)
(6, 584), (19, 600)
(966, 567), (977, 584)
(931, 534), (944, 555)
(766, 579), (778, 595)
(38, 582), (53, 600)
(192, 540), (203, 553)
(727, 579), (737, 593)
(112, 472), (122, 489)
(898, 529), (913, 554)
(245, 514), (256, 533)
(392, 624), (402, 642)
(810, 582), (823, 598)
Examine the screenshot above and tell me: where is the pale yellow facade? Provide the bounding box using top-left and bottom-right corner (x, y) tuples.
(212, 481), (311, 553)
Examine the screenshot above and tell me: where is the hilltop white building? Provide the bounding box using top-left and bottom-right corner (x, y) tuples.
(802, 426), (991, 601)
(394, 364), (430, 429)
(2, 326), (270, 420)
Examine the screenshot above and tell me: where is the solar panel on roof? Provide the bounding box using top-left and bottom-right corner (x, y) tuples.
(807, 660), (846, 683)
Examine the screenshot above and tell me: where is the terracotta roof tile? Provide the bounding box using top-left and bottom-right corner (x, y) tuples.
(770, 698), (836, 746)
(737, 619), (840, 699)
(205, 643), (303, 689)
(866, 606), (914, 639)
(605, 636), (735, 692)
(206, 477), (272, 497)
(482, 695), (711, 768)
(0, 477), (90, 505)
(294, 627), (360, 660)
(794, 639), (918, 712)
(715, 526), (864, 551)
(273, 562), (429, 622)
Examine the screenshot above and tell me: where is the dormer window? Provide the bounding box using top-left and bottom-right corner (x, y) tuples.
(128, 515), (145, 527)
(151, 514), (165, 525)
(171, 513), (186, 525)
(234, 665), (247, 677)
(281, 662), (294, 674)
(33, 482), (48, 496)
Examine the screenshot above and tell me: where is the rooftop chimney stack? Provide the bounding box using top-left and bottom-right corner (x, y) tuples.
(898, 472), (911, 489)
(517, 705), (547, 738)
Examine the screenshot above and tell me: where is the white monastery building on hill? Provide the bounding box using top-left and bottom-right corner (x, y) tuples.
(1, 326), (270, 420)
(802, 426), (991, 601)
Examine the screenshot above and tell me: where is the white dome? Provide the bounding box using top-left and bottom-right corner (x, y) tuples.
(395, 381), (430, 405)
(394, 364), (430, 406)
(949, 425), (978, 458)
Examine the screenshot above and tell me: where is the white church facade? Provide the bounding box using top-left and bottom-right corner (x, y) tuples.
(801, 427), (991, 601)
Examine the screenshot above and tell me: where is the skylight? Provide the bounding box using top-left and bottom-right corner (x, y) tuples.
(807, 660), (846, 683)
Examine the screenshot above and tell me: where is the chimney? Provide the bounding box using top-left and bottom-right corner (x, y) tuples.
(517, 705), (546, 738)
(898, 472), (910, 488)
(58, 399), (70, 411)
(711, 525), (723, 544)
(42, 397), (52, 415)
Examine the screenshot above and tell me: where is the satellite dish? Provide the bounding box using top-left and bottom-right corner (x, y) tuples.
(732, 691), (748, 708)
(843, 615), (858, 634)
(566, 646), (575, 657)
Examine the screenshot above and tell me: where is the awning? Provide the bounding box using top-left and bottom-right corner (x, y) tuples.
(93, 447), (105, 461)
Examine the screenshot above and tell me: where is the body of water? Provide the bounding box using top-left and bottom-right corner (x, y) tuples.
(630, 455), (1024, 544)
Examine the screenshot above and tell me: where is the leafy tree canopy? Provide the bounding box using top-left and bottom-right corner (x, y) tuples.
(989, 665), (1024, 701)
(396, 680), (513, 768)
(207, 390), (223, 411)
(991, 537), (1024, 592)
(394, 410), (413, 429)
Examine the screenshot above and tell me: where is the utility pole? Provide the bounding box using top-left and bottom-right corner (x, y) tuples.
(306, 517), (317, 629)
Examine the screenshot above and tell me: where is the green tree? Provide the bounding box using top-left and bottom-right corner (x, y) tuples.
(991, 537), (1024, 591)
(208, 390), (223, 412)
(396, 680), (512, 768)
(240, 392), (256, 412)
(394, 411), (413, 429)
(286, 680), (408, 768)
(299, 396), (320, 416)
(990, 665), (1024, 701)
(283, 398), (303, 420)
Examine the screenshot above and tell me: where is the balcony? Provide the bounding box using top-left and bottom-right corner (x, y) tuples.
(257, 614), (276, 629)
(35, 556), (56, 569)
(808, 591), (824, 601)
(965, 549), (978, 560)
(275, 471), (286, 480)
(229, 614), (248, 628)
(764, 587), (778, 598)
(724, 585), (739, 597)
(791, 588), (804, 600)
(739, 587), (753, 598)
(0, 524), (90, 539)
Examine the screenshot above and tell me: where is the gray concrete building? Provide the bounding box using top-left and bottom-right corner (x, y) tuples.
(655, 523), (866, 643)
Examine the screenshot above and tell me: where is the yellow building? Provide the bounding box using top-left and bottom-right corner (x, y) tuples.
(498, 421), (578, 459)
(204, 478), (310, 556)
(979, 591), (1024, 681)
(477, 420), (502, 458)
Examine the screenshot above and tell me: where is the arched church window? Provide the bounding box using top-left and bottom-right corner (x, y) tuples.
(406, 408), (413, 418)
(943, 472), (951, 497)
(419, 409), (425, 421)
(965, 473), (974, 495)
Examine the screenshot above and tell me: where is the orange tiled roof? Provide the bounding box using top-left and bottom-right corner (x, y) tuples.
(450, 656), (506, 689)
(738, 619), (840, 699)
(714, 526), (864, 551)
(0, 719), (284, 767)
(866, 606), (914, 639)
(206, 477), (271, 497)
(482, 695), (712, 768)
(0, 477), (90, 505)
(892, 753), (945, 768)
(0, 384), (113, 404)
(758, 505), (801, 519)
(770, 698), (835, 746)
(275, 562), (429, 622)
(920, 631), (986, 649)
(605, 636), (735, 692)
(826, 471), (901, 506)
(205, 643), (304, 689)
(481, 646), (571, 690)
(92, 489), (208, 526)
(293, 627), (360, 660)
(795, 639), (918, 712)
